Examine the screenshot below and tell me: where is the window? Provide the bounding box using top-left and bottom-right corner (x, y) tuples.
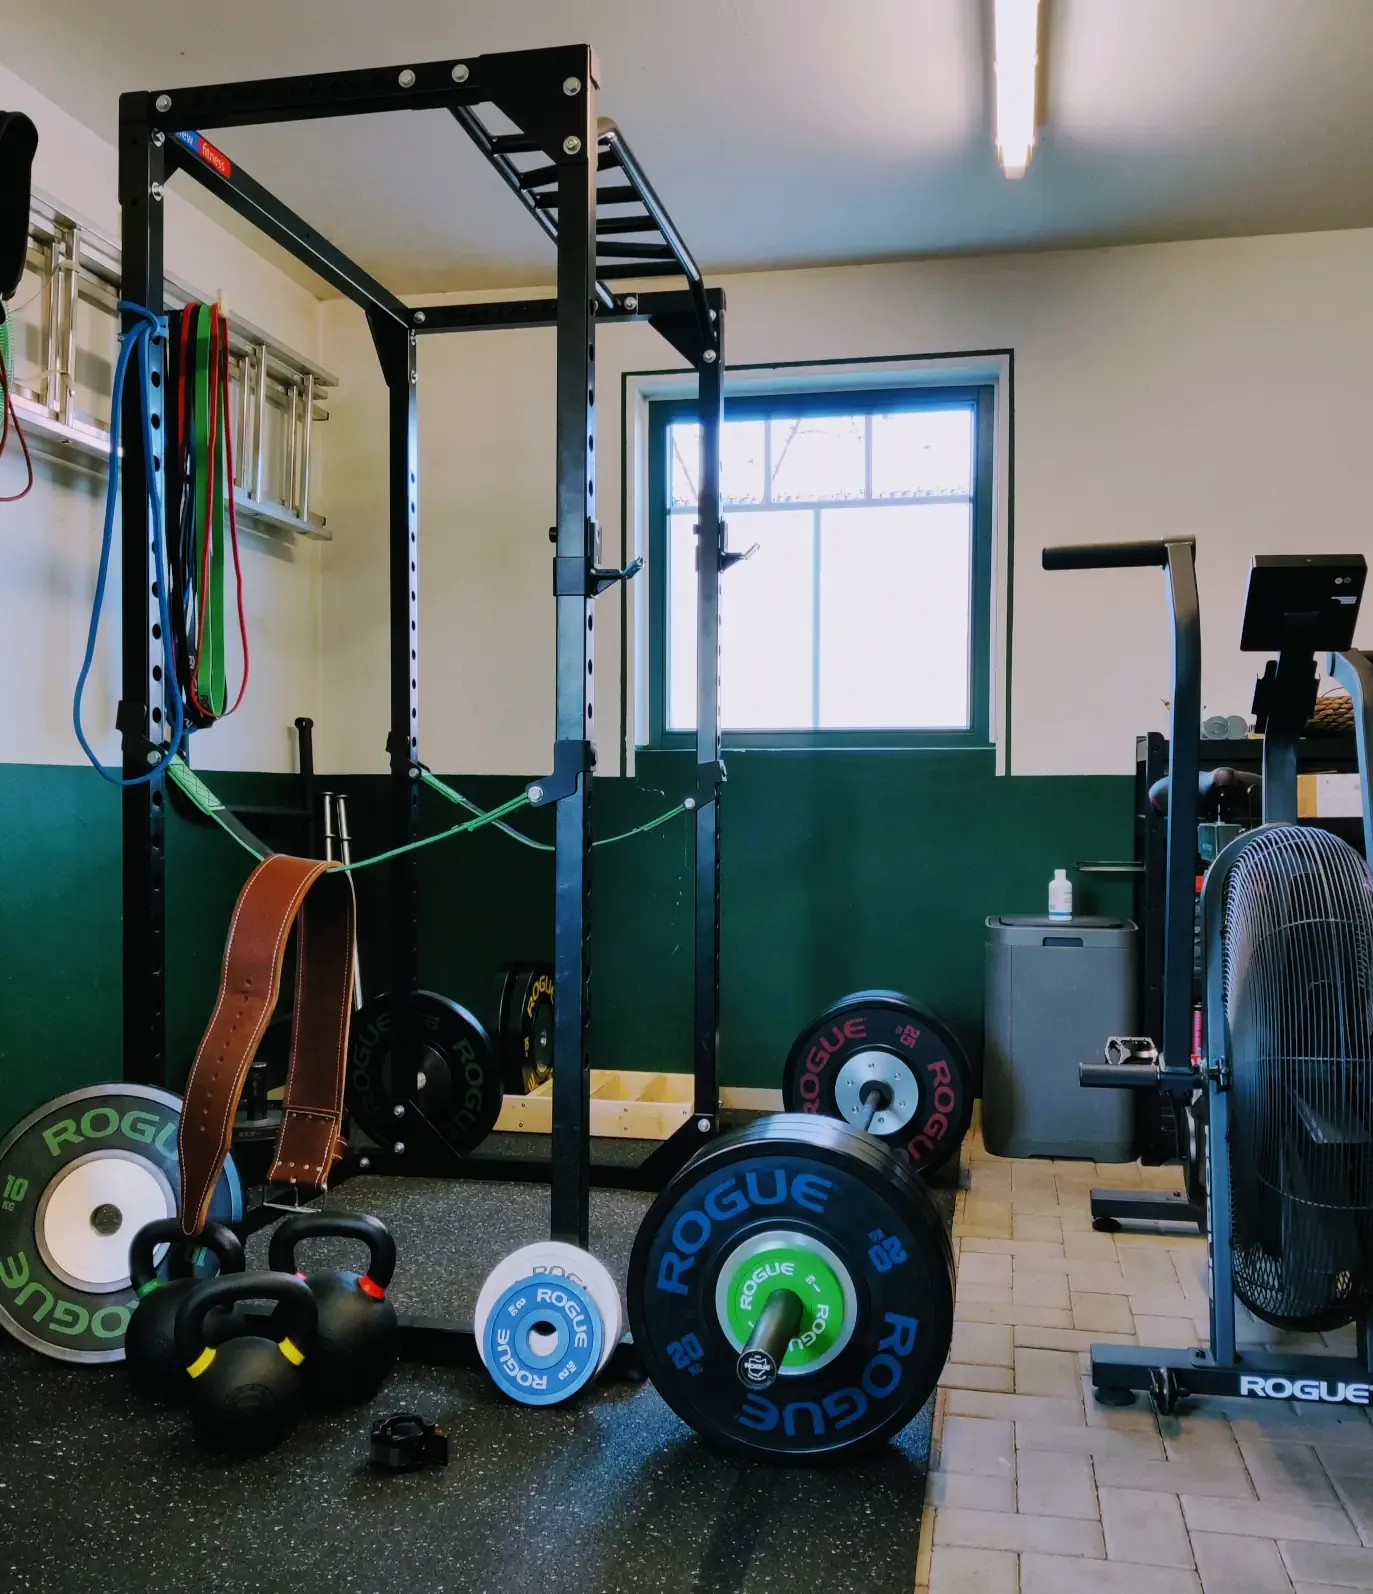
(645, 385), (995, 748)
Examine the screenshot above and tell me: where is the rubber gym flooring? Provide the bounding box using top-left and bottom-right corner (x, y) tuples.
(0, 1134), (953, 1594)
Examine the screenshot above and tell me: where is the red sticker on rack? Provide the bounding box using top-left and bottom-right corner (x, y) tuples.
(174, 130), (232, 180)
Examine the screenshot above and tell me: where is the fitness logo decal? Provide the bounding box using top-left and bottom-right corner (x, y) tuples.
(1238, 1376), (1371, 1405)
(174, 130), (233, 179)
(654, 1168), (833, 1295)
(739, 1351), (776, 1387)
(906, 1052), (956, 1162)
(524, 973), (553, 1024)
(798, 1018), (866, 1112)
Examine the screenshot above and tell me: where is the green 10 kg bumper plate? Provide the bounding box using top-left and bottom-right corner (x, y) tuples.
(716, 1232), (856, 1375)
(0, 1085), (243, 1362)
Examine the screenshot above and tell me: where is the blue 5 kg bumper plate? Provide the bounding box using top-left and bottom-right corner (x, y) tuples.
(627, 1113), (955, 1462)
(483, 1272), (604, 1405)
(0, 1085), (243, 1362)
(474, 1240), (623, 1374)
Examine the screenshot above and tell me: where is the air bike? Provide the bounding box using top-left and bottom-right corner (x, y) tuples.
(1046, 540), (1373, 1415)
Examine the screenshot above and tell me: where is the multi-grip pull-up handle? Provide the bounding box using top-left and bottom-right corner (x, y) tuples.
(1042, 540), (1176, 571)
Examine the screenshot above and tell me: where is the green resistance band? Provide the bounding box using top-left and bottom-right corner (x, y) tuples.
(191, 307), (227, 715)
(168, 757), (531, 871)
(167, 759), (690, 872)
(417, 768), (690, 850)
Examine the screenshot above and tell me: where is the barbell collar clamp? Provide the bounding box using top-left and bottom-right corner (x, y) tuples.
(369, 1411), (449, 1473)
(736, 1287), (804, 1392)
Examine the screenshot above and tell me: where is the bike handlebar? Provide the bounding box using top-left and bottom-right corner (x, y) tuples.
(1043, 540), (1177, 571)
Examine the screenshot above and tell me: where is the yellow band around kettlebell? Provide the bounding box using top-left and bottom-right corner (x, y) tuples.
(186, 1346), (216, 1379)
(278, 1337), (305, 1366)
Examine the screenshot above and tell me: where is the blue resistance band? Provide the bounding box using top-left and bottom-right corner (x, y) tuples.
(74, 303), (185, 785)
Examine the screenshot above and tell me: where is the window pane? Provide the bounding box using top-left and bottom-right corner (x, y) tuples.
(670, 420), (766, 507)
(667, 511), (698, 729)
(668, 510), (815, 730)
(871, 409), (973, 499)
(670, 423), (698, 507)
(818, 504), (973, 729)
(721, 420), (765, 504)
(769, 415), (865, 502)
(720, 511), (815, 729)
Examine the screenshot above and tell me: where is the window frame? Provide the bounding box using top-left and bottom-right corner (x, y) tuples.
(645, 383), (996, 751)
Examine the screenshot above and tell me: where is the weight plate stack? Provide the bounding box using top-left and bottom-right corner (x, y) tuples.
(0, 1085), (243, 1362)
(495, 964), (554, 1096)
(628, 1113), (955, 1462)
(474, 1240), (623, 1380)
(482, 1273), (604, 1406)
(347, 991), (503, 1156)
(781, 990), (974, 1180)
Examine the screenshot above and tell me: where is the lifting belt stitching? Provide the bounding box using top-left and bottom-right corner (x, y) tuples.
(178, 854), (356, 1235)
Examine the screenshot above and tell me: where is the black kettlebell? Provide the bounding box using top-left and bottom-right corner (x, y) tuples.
(267, 1211), (399, 1406)
(175, 1272), (317, 1456)
(125, 1218), (245, 1398)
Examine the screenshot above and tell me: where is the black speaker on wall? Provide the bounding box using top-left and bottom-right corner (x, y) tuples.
(0, 112), (38, 302)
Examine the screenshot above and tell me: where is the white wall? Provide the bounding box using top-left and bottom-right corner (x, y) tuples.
(316, 298), (665, 776)
(318, 228), (1373, 778)
(0, 61), (325, 773)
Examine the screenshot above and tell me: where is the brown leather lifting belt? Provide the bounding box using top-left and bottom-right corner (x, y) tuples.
(178, 854), (356, 1236)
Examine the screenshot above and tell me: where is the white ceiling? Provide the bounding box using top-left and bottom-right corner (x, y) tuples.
(4, 0), (1373, 294)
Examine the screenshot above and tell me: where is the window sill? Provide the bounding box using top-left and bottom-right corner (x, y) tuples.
(639, 734), (995, 755)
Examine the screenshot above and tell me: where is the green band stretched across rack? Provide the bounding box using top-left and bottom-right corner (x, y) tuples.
(166, 758), (689, 872)
(416, 768), (689, 850)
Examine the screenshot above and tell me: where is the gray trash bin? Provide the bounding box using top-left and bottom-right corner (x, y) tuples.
(983, 915), (1138, 1162)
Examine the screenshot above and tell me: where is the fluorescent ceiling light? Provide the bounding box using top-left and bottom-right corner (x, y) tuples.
(994, 0), (1040, 179)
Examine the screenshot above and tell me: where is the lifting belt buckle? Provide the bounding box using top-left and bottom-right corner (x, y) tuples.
(177, 853), (357, 1235)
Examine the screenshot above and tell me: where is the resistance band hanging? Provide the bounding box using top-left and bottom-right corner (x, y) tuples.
(74, 303), (183, 784)
(0, 306), (33, 502)
(167, 302), (248, 726)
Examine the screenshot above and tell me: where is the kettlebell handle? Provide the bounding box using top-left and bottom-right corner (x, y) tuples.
(129, 1218), (244, 1295)
(267, 1212), (397, 1291)
(176, 1271), (317, 1371)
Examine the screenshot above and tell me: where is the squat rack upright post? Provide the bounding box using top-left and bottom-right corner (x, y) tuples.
(117, 47), (727, 1250)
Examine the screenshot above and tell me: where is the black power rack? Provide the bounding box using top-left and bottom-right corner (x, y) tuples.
(117, 46), (733, 1253)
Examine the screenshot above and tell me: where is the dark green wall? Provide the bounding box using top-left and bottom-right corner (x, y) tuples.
(0, 764), (312, 1135)
(0, 754), (1132, 1135)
